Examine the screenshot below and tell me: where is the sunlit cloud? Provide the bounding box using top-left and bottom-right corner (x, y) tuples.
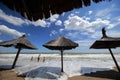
(49, 14), (59, 22)
(55, 20), (62, 26)
(64, 15), (113, 32)
(0, 8), (49, 27)
(0, 25), (25, 37)
(31, 19), (48, 27)
(0, 9), (24, 26)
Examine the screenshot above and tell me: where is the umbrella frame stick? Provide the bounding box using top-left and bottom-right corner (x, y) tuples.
(12, 47), (22, 69)
(61, 49), (64, 72)
(108, 48), (120, 72)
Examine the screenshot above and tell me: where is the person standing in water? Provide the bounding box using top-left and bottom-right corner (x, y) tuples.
(37, 54), (41, 62)
(43, 57), (45, 63)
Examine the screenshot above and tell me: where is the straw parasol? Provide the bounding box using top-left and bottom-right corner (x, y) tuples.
(0, 0), (111, 21)
(90, 27), (120, 72)
(0, 35), (37, 69)
(43, 36), (78, 72)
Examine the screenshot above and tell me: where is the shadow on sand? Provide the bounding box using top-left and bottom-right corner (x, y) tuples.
(0, 65), (19, 70)
(81, 67), (120, 80)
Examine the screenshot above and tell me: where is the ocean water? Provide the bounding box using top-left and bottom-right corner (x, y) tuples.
(0, 53), (120, 80)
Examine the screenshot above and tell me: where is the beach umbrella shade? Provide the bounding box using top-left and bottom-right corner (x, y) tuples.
(0, 35), (37, 69)
(43, 36), (78, 72)
(90, 28), (120, 72)
(0, 0), (111, 21)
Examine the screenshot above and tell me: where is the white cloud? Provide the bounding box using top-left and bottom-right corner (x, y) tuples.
(0, 9), (49, 27)
(75, 11), (80, 14)
(67, 32), (79, 38)
(90, 30), (120, 39)
(49, 14), (59, 22)
(107, 30), (120, 37)
(0, 40), (2, 42)
(90, 31), (102, 39)
(0, 9), (24, 26)
(64, 15), (114, 32)
(75, 40), (93, 47)
(59, 28), (64, 33)
(96, 8), (111, 17)
(50, 30), (57, 36)
(91, 18), (110, 27)
(31, 19), (48, 27)
(95, 4), (119, 19)
(61, 12), (65, 16)
(88, 10), (93, 15)
(118, 18), (120, 21)
(55, 20), (62, 26)
(0, 25), (25, 37)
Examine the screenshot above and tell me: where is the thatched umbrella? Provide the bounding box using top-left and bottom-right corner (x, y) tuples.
(0, 35), (37, 69)
(90, 28), (120, 72)
(0, 0), (111, 21)
(43, 36), (78, 72)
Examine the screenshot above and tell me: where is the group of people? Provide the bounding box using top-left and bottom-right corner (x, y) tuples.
(30, 54), (45, 63)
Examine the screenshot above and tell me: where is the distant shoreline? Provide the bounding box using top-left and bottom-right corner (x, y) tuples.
(0, 52), (120, 54)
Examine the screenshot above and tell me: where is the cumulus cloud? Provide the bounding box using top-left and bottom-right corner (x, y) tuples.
(55, 20), (62, 26)
(0, 9), (49, 27)
(0, 9), (24, 26)
(0, 25), (25, 37)
(64, 15), (113, 32)
(31, 19), (48, 27)
(49, 14), (59, 22)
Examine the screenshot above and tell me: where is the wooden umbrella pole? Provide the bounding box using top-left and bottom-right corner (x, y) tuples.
(108, 48), (120, 72)
(12, 47), (22, 69)
(61, 49), (64, 72)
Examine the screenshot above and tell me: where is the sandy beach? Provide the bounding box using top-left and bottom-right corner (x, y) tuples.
(0, 69), (24, 80)
(0, 67), (120, 80)
(0, 53), (120, 80)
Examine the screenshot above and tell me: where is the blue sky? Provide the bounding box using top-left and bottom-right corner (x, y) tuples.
(0, 0), (120, 53)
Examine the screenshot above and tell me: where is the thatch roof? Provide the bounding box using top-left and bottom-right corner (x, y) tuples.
(0, 35), (37, 49)
(90, 28), (120, 49)
(0, 0), (111, 21)
(43, 36), (78, 50)
(90, 37), (120, 49)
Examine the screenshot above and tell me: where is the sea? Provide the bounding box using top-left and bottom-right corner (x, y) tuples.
(0, 52), (120, 80)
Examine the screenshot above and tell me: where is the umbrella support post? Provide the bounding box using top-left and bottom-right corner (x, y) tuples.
(61, 50), (64, 72)
(108, 48), (120, 72)
(11, 47), (22, 69)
